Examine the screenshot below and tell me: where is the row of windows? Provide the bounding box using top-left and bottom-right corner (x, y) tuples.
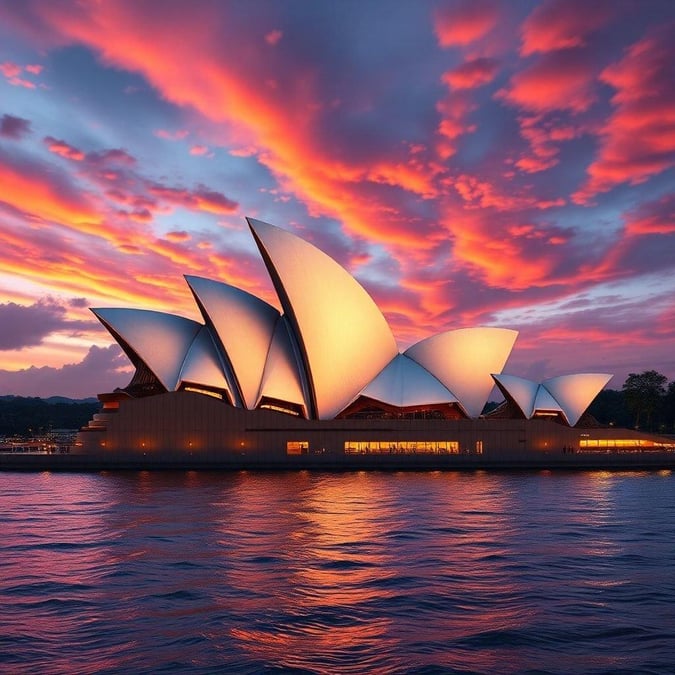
(579, 438), (667, 449)
(285, 440), (488, 455)
(345, 440), (461, 454)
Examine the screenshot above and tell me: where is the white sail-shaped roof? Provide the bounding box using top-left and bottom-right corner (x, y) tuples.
(177, 325), (230, 395)
(185, 275), (279, 410)
(406, 327), (517, 418)
(542, 373), (612, 426)
(248, 218), (398, 420)
(360, 354), (458, 408)
(92, 308), (201, 391)
(492, 373), (539, 418)
(533, 385), (564, 416)
(257, 317), (308, 414)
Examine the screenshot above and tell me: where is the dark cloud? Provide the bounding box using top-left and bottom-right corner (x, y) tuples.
(0, 299), (92, 350)
(0, 113), (31, 139)
(86, 147), (137, 166)
(0, 344), (131, 398)
(148, 183), (238, 215)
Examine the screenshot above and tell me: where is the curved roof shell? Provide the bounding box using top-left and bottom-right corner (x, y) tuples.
(185, 275), (279, 409)
(248, 218), (398, 420)
(177, 325), (231, 395)
(533, 385), (564, 416)
(493, 372), (610, 425)
(492, 373), (539, 418)
(406, 327), (517, 418)
(360, 354), (458, 408)
(257, 317), (308, 414)
(542, 373), (612, 426)
(92, 308), (201, 391)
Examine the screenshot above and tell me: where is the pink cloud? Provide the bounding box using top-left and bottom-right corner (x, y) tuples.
(434, 0), (501, 47)
(154, 128), (189, 140)
(0, 61), (21, 77)
(496, 50), (597, 113)
(443, 58), (500, 90)
(265, 29), (282, 46)
(148, 183), (238, 215)
(189, 144), (208, 155)
(44, 136), (85, 161)
(436, 91), (477, 158)
(574, 25), (675, 202)
(520, 0), (614, 55)
(0, 61), (37, 88)
(624, 193), (675, 236)
(514, 115), (585, 173)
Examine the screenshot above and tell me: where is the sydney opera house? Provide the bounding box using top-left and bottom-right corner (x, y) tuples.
(72, 218), (672, 469)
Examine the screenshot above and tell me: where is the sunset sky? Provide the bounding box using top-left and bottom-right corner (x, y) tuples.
(1, 0), (674, 399)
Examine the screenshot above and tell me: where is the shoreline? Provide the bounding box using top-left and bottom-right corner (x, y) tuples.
(2, 450), (674, 472)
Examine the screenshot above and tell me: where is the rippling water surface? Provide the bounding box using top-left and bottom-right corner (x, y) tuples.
(1, 470), (675, 674)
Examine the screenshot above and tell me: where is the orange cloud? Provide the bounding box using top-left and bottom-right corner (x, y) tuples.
(574, 25), (675, 202)
(165, 230), (191, 242)
(442, 207), (558, 290)
(443, 58), (500, 90)
(0, 151), (99, 226)
(4, 2), (446, 252)
(367, 161), (441, 199)
(434, 0), (501, 47)
(452, 173), (564, 212)
(520, 0), (614, 55)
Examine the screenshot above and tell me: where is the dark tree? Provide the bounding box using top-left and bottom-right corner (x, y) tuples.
(622, 370), (668, 430)
(661, 381), (675, 433)
(588, 389), (632, 428)
(0, 397), (100, 436)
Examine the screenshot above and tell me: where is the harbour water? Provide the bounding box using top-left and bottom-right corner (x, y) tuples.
(1, 470), (674, 674)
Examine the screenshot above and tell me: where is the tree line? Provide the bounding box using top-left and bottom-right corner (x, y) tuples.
(589, 370), (675, 433)
(0, 397), (100, 437)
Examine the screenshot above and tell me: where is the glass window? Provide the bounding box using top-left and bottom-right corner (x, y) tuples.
(287, 441), (309, 455)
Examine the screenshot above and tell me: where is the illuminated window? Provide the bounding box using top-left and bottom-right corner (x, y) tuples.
(287, 441), (309, 455)
(578, 438), (674, 451)
(260, 403), (300, 416)
(344, 440), (459, 454)
(476, 440), (483, 454)
(184, 386), (223, 400)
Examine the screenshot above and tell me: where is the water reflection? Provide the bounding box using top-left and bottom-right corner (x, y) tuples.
(1, 471), (675, 673)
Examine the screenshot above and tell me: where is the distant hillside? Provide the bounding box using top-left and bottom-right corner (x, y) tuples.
(0, 395), (99, 405)
(0, 396), (101, 436)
